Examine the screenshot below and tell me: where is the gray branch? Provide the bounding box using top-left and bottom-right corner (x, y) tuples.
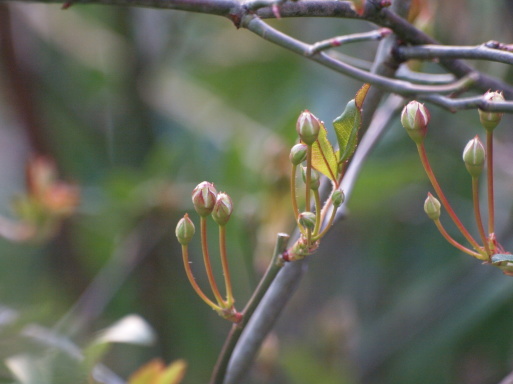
(2, 0), (513, 98)
(395, 43), (513, 66)
(241, 15), (478, 96)
(419, 94), (513, 113)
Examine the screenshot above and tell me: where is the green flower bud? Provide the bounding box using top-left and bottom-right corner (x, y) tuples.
(298, 211), (316, 231)
(301, 167), (320, 190)
(400, 101), (430, 144)
(462, 136), (485, 177)
(332, 189), (345, 207)
(478, 91), (504, 131)
(424, 193), (441, 220)
(212, 192), (233, 226)
(296, 110), (321, 145)
(192, 181), (217, 217)
(176, 214), (195, 245)
(290, 143), (308, 165)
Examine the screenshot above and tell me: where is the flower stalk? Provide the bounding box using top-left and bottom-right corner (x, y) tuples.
(177, 183), (241, 323)
(416, 142), (484, 255)
(486, 129), (495, 236)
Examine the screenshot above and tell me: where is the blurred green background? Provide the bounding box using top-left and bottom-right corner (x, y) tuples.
(0, 1), (513, 383)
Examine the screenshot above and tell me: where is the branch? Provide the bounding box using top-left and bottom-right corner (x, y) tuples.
(209, 233), (289, 384)
(499, 370), (513, 384)
(309, 28), (391, 55)
(419, 94), (513, 113)
(334, 94), (404, 222)
(4, 0), (513, 97)
(395, 42), (513, 66)
(225, 256), (307, 383)
(241, 15), (478, 96)
(371, 8), (513, 98)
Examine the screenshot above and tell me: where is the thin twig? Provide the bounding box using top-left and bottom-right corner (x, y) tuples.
(4, 0), (513, 96)
(241, 15), (478, 96)
(396, 66), (456, 85)
(309, 28), (391, 55)
(395, 43), (513, 66)
(419, 94), (513, 113)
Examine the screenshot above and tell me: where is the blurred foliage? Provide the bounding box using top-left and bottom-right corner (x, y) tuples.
(0, 0), (512, 383)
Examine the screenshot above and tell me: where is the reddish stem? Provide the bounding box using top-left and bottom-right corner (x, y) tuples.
(471, 177), (491, 257)
(486, 130), (495, 235)
(182, 245), (222, 310)
(219, 225), (234, 306)
(200, 217), (224, 305)
(433, 220), (485, 260)
(416, 143), (482, 253)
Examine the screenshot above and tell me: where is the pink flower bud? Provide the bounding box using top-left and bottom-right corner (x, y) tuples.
(296, 110), (321, 145)
(401, 101), (430, 144)
(462, 136), (486, 177)
(479, 91), (505, 131)
(212, 193), (233, 226)
(192, 181), (217, 217)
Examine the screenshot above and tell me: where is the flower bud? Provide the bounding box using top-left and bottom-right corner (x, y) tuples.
(212, 192), (233, 226)
(290, 143), (308, 165)
(479, 91), (504, 131)
(332, 189), (345, 207)
(424, 193), (441, 220)
(192, 181), (217, 217)
(400, 101), (430, 144)
(298, 211), (316, 231)
(296, 110), (321, 145)
(176, 214), (195, 245)
(462, 136), (485, 177)
(301, 167), (320, 190)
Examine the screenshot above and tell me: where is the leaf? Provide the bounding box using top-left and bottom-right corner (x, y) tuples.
(333, 84), (370, 164)
(355, 83), (370, 109)
(156, 359), (187, 384)
(310, 123), (339, 182)
(129, 359), (164, 384)
(128, 359), (187, 384)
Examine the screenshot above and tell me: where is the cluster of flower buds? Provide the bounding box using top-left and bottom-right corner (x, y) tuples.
(288, 110), (346, 260)
(0, 156), (80, 242)
(175, 182), (241, 323)
(401, 94), (511, 272)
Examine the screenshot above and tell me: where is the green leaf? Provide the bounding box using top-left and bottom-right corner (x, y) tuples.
(156, 359), (187, 384)
(333, 84), (370, 164)
(310, 123), (339, 182)
(129, 359), (164, 384)
(128, 359), (187, 384)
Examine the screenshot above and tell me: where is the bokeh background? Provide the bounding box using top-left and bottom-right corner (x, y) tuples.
(1, 1), (513, 383)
